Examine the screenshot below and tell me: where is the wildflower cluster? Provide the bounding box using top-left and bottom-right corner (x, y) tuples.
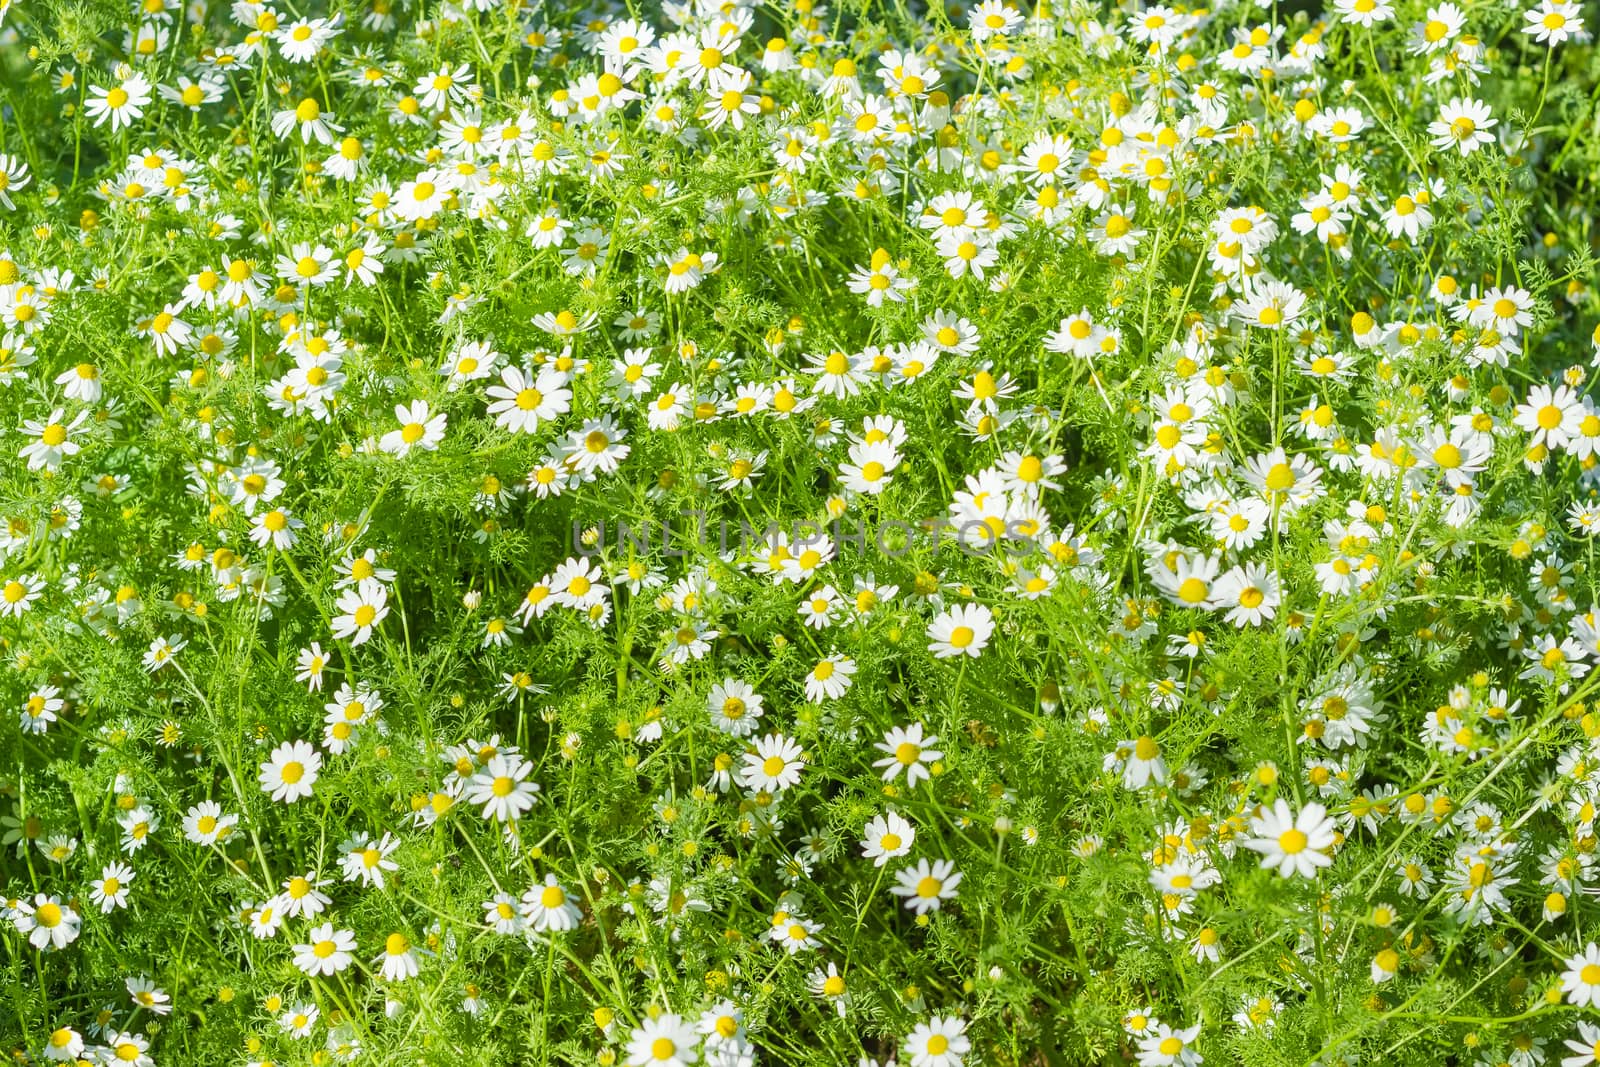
(1, 0), (1599, 1061)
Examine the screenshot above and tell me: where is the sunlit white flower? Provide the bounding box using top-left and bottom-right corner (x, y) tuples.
(1243, 799), (1336, 878)
(259, 740), (322, 803)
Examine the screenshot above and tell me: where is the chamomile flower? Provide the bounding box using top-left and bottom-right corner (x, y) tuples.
(1243, 799), (1337, 878)
(125, 977), (170, 1015)
(465, 755), (540, 822)
(292, 923), (357, 976)
(873, 722), (942, 787)
(331, 578), (389, 645)
(892, 858), (963, 914)
(85, 72), (152, 130)
(741, 732), (805, 792)
(521, 874), (582, 932)
(259, 740), (322, 803)
(904, 1016), (970, 1066)
(861, 811), (916, 866)
(625, 1014), (698, 1067)
(19, 685), (62, 733)
(14, 894), (79, 950)
(379, 400), (447, 457)
(296, 643), (331, 691)
(804, 655), (855, 702)
(1429, 97), (1496, 155)
(1, 573), (45, 617)
(182, 801), (237, 845)
(1524, 0), (1584, 43)
(1136, 1022), (1203, 1067)
(100, 1034), (151, 1067)
(0, 155), (31, 211)
(17, 408), (86, 471)
(42, 1026), (84, 1061)
(339, 832), (399, 888)
(927, 603), (994, 658)
(90, 863), (134, 912)
(378, 932), (419, 981)
(709, 678), (765, 737)
(1563, 944), (1600, 1008)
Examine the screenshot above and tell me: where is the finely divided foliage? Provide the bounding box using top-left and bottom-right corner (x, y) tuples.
(0, 0), (1598, 1060)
